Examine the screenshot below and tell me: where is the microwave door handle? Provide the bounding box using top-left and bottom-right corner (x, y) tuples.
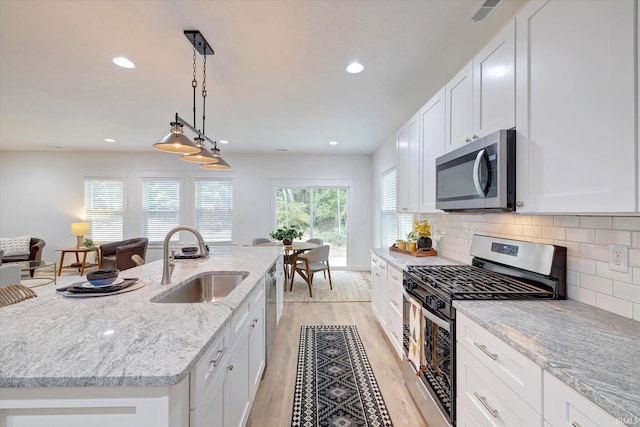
(473, 148), (487, 198)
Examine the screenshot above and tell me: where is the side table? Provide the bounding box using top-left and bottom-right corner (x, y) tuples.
(18, 260), (57, 287)
(56, 248), (101, 276)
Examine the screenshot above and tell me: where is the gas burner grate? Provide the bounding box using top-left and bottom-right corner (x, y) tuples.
(407, 265), (552, 298)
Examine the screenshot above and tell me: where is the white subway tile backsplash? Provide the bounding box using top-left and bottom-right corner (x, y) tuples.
(554, 216), (579, 227)
(595, 261), (632, 283)
(613, 217), (640, 231)
(612, 281), (640, 303)
(580, 273), (612, 294)
(595, 293), (633, 319)
(579, 216), (612, 229)
(579, 244), (609, 262)
(565, 228), (595, 243)
(425, 212), (640, 321)
(567, 285), (596, 305)
(594, 229), (632, 245)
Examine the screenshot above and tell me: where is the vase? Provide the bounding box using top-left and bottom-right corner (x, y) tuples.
(417, 236), (432, 249)
(282, 239), (292, 246)
(408, 241), (417, 252)
(396, 241), (406, 250)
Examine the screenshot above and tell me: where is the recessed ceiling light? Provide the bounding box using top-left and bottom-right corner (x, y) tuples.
(346, 62), (364, 74)
(219, 140), (229, 144)
(104, 138), (116, 143)
(112, 56), (135, 69)
(329, 141), (338, 145)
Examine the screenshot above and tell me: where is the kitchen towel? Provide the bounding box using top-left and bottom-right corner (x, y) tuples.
(408, 296), (422, 368)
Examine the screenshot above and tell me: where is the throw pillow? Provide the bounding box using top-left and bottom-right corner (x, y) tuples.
(0, 235), (31, 256)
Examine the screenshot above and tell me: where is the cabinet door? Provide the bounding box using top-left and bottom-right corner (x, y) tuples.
(445, 61), (473, 152)
(396, 112), (421, 212)
(191, 369), (225, 427)
(249, 291), (266, 403)
(419, 87), (446, 212)
(515, 0), (636, 213)
(370, 256), (387, 327)
(472, 20), (515, 138)
(225, 325), (251, 427)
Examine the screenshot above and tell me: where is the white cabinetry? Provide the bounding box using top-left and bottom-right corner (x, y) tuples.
(419, 87), (446, 212)
(515, 0), (636, 213)
(371, 253), (388, 327)
(445, 21), (515, 153)
(386, 264), (404, 359)
(396, 112), (421, 212)
(445, 62), (474, 152)
(544, 371), (619, 427)
(249, 284), (266, 403)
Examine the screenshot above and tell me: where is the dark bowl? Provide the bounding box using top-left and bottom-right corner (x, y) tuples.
(182, 246), (198, 255)
(87, 269), (119, 286)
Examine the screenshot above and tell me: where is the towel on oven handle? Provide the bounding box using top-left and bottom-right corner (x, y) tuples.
(408, 295), (422, 369)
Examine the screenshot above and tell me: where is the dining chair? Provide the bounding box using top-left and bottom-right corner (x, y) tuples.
(305, 238), (325, 277)
(252, 237), (271, 246)
(289, 245), (332, 297)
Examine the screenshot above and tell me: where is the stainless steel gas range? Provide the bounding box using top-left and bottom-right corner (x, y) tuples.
(402, 235), (566, 427)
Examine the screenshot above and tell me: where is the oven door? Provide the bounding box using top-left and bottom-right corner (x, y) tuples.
(402, 289), (453, 427)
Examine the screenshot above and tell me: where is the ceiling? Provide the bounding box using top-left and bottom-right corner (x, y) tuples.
(0, 0), (526, 155)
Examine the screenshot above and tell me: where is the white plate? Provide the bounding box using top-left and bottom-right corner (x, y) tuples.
(82, 278), (125, 288)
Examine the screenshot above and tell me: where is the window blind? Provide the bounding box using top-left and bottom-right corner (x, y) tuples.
(142, 179), (180, 242)
(381, 170), (398, 247)
(194, 179), (233, 242)
(84, 178), (124, 242)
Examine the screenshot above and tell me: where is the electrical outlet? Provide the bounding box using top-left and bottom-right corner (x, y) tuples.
(608, 244), (629, 273)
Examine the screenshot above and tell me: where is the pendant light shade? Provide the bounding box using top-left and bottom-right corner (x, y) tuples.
(153, 122), (200, 154)
(180, 136), (219, 163)
(199, 146), (231, 170)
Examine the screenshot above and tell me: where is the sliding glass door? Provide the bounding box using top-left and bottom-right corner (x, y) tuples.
(274, 187), (348, 267)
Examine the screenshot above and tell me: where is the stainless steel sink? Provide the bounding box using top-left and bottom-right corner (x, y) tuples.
(151, 271), (249, 303)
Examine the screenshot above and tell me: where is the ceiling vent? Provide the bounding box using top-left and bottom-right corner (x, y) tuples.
(470, 0), (501, 22)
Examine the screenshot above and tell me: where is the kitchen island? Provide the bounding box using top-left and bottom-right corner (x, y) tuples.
(0, 245), (282, 426)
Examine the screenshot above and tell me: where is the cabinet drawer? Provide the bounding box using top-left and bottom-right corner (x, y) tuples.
(386, 308), (403, 359)
(387, 278), (403, 318)
(371, 254), (387, 271)
(457, 344), (542, 427)
(190, 326), (230, 409)
(543, 371), (619, 427)
(457, 312), (542, 412)
(387, 265), (403, 287)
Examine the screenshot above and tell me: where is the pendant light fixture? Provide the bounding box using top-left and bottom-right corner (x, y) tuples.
(153, 30), (231, 169)
(200, 142), (231, 170)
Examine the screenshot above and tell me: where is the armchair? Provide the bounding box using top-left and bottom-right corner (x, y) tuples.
(100, 238), (148, 271)
(1, 238), (46, 277)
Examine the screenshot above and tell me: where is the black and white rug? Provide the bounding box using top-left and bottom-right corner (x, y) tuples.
(291, 325), (394, 427)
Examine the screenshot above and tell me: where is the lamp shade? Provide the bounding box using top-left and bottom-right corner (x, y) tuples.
(153, 122), (200, 154)
(70, 222), (90, 236)
(199, 147), (231, 170)
(180, 137), (219, 163)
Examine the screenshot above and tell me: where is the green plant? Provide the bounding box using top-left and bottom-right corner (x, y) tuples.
(83, 237), (99, 259)
(406, 231), (417, 241)
(269, 226), (303, 242)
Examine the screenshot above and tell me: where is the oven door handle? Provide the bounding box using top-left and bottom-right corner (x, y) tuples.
(403, 289), (450, 330)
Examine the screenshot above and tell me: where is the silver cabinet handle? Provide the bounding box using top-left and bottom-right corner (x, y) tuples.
(516, 201), (523, 208)
(465, 138), (472, 143)
(472, 134), (479, 139)
(472, 148), (487, 198)
(571, 423), (581, 427)
(474, 392), (498, 417)
(251, 318), (258, 328)
(473, 342), (498, 360)
(209, 346), (227, 371)
(227, 364), (234, 371)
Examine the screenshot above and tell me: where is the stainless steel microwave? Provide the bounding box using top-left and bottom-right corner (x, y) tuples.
(435, 129), (515, 212)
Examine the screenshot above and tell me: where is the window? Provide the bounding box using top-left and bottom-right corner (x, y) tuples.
(195, 179), (233, 242)
(142, 179), (181, 242)
(380, 169), (413, 247)
(84, 178), (124, 242)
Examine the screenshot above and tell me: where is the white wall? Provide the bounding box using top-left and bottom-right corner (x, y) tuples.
(0, 150), (373, 270)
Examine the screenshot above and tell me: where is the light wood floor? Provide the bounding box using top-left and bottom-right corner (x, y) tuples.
(246, 301), (428, 427)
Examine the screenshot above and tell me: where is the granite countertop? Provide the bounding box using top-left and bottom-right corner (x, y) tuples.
(0, 245), (281, 388)
(454, 300), (640, 423)
(371, 247), (461, 270)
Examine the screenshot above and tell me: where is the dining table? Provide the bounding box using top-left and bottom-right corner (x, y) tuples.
(256, 241), (320, 282)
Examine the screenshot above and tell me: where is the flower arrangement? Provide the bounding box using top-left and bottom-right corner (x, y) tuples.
(270, 226), (303, 244)
(413, 219), (431, 237)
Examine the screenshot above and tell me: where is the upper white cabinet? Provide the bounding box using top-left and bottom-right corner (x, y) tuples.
(515, 0), (637, 213)
(419, 87), (446, 212)
(472, 20), (515, 139)
(445, 61), (474, 152)
(396, 112), (421, 212)
(445, 21), (515, 153)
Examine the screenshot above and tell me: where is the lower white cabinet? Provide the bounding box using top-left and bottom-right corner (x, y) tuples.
(371, 254), (388, 328)
(544, 371), (619, 427)
(249, 284), (266, 403)
(386, 265), (404, 358)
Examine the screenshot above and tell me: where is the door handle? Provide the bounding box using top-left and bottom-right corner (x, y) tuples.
(473, 148), (487, 198)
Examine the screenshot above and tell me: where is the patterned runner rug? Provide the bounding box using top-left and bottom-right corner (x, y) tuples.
(291, 325), (394, 427)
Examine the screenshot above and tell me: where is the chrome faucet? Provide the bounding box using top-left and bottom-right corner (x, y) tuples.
(161, 225), (209, 285)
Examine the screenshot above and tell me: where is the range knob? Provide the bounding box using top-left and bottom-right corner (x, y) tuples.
(430, 297), (445, 311)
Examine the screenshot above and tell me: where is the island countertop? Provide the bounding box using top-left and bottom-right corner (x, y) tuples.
(454, 299), (640, 424)
(0, 246), (281, 388)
